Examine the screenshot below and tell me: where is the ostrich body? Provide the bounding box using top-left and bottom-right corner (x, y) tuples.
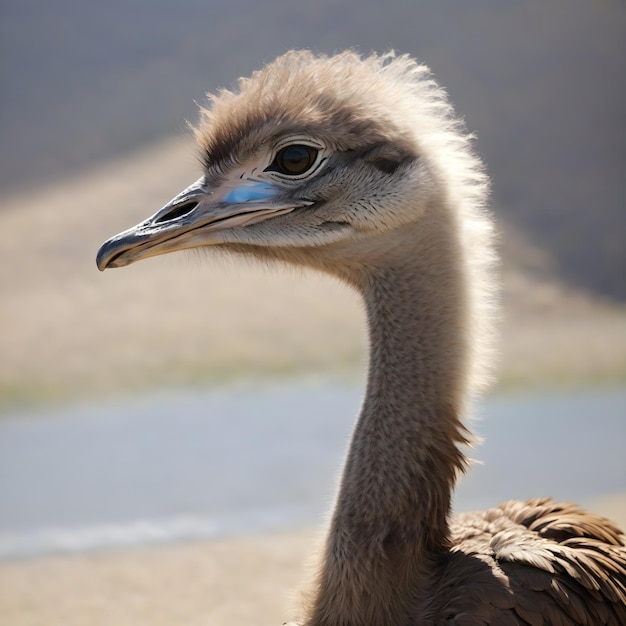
(97, 51), (626, 625)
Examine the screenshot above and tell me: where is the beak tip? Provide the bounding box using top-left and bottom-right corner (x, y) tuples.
(96, 239), (118, 271)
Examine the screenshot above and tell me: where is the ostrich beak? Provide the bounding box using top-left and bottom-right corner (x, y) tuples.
(96, 177), (308, 270)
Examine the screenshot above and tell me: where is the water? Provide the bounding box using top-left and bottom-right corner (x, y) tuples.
(0, 382), (624, 559)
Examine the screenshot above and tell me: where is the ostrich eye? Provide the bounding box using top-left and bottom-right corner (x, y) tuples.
(268, 145), (318, 176)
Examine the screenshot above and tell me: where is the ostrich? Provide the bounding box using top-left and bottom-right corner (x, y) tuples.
(96, 51), (626, 625)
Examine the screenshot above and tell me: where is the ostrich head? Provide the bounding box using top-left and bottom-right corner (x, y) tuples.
(97, 50), (489, 289)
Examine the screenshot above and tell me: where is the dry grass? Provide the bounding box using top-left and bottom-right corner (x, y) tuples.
(0, 136), (624, 411)
(500, 271), (626, 389)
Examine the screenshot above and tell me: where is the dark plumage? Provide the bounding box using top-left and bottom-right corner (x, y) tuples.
(435, 499), (626, 624)
(97, 51), (626, 625)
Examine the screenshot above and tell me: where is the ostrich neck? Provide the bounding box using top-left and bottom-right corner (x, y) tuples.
(308, 220), (471, 625)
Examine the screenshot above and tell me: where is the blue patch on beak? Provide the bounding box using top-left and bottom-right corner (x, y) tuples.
(223, 181), (277, 203)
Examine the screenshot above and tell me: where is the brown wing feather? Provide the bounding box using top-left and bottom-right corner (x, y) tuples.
(426, 498), (626, 625)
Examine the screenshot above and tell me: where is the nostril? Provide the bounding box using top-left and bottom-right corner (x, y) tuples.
(154, 200), (199, 224)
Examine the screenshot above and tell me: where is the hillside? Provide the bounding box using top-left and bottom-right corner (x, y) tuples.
(1, 0), (625, 298)
(0, 136), (624, 411)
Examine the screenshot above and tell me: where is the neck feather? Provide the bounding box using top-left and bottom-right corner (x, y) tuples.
(306, 211), (478, 625)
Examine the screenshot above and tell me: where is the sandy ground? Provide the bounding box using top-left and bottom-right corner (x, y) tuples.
(1, 494), (625, 626)
(0, 528), (319, 626)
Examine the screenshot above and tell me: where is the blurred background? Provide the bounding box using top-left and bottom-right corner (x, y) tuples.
(1, 0), (625, 405)
(0, 1), (625, 624)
